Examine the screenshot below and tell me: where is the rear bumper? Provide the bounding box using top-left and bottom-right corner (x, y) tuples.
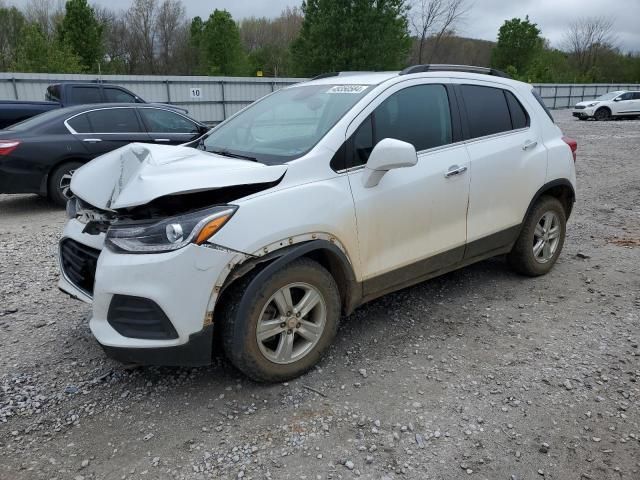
(0, 161), (43, 194)
(100, 324), (214, 366)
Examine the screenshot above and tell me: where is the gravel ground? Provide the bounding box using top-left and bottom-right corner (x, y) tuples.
(1, 110), (639, 480)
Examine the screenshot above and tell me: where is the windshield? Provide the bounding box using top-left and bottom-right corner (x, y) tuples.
(202, 84), (371, 164)
(596, 92), (623, 101)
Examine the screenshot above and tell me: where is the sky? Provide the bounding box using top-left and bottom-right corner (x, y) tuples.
(23, 0), (640, 52)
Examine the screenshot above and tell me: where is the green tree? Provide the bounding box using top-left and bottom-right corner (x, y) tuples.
(491, 16), (542, 76)
(13, 23), (83, 73)
(57, 0), (103, 71)
(192, 10), (246, 75)
(0, 5), (26, 70)
(291, 0), (411, 76)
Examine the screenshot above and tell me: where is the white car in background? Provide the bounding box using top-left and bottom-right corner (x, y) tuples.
(58, 65), (578, 382)
(573, 90), (640, 120)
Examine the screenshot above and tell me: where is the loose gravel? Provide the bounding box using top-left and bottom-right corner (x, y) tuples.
(1, 110), (639, 479)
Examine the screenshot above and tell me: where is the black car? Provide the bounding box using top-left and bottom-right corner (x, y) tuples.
(0, 104), (208, 206)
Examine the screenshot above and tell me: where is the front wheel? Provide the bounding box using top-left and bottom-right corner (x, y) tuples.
(220, 258), (340, 382)
(48, 161), (82, 207)
(508, 196), (567, 276)
(594, 107), (611, 121)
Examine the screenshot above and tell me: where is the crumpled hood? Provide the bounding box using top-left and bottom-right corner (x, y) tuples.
(70, 143), (287, 210)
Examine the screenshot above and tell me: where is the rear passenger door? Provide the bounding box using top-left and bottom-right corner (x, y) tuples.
(456, 83), (546, 259)
(68, 107), (152, 156)
(137, 107), (203, 145)
(345, 81), (470, 295)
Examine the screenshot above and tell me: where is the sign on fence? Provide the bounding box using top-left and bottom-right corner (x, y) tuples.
(189, 87), (202, 99)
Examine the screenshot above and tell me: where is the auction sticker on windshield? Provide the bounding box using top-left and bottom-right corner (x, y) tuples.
(327, 85), (368, 94)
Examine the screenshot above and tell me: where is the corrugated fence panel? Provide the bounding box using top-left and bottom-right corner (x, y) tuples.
(1, 73), (639, 122)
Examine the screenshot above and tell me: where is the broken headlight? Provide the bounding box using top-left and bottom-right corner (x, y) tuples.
(105, 205), (237, 253)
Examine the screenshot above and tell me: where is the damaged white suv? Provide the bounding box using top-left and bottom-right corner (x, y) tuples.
(59, 65), (577, 382)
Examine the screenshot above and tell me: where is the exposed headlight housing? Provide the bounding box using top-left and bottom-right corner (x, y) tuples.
(105, 205), (237, 253)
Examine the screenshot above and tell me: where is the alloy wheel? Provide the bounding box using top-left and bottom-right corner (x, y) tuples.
(532, 211), (561, 264)
(59, 169), (76, 200)
(256, 282), (327, 364)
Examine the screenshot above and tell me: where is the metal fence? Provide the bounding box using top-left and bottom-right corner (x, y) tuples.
(532, 83), (640, 109)
(1, 73), (639, 123)
(0, 73), (302, 125)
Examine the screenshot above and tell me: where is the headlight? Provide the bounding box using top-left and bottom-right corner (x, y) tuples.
(587, 102), (598, 107)
(105, 205), (237, 253)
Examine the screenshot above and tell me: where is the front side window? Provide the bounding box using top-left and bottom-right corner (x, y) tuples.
(617, 92), (633, 101)
(139, 108), (200, 133)
(202, 84), (371, 164)
(104, 87), (136, 103)
(87, 108), (142, 133)
(347, 84), (452, 168)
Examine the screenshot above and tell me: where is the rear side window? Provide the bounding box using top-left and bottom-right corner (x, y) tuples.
(633, 92), (640, 100)
(70, 86), (102, 104)
(104, 87), (136, 103)
(504, 91), (529, 129)
(67, 113), (91, 133)
(460, 85), (512, 138)
(87, 108), (142, 133)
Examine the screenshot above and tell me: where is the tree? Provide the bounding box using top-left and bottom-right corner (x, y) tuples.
(126, 0), (158, 73)
(156, 0), (187, 73)
(58, 0), (103, 71)
(410, 0), (469, 64)
(291, 0), (411, 76)
(0, 4), (26, 70)
(192, 10), (246, 75)
(13, 23), (83, 73)
(491, 16), (543, 76)
(24, 0), (62, 38)
(563, 16), (616, 75)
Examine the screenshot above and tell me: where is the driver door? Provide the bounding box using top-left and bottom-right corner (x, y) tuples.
(345, 82), (470, 296)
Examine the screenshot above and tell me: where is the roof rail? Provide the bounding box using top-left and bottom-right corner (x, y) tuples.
(399, 64), (511, 79)
(311, 72), (340, 80)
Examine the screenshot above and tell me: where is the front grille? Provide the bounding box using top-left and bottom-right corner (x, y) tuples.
(574, 105), (586, 109)
(60, 239), (100, 296)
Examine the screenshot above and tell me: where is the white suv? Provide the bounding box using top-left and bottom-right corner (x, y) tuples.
(59, 65), (577, 382)
(572, 90), (640, 120)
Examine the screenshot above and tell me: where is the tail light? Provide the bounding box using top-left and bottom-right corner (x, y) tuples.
(0, 140), (20, 156)
(562, 136), (577, 162)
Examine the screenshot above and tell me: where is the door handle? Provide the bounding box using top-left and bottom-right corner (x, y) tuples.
(522, 139), (538, 150)
(445, 165), (467, 178)
(82, 138), (102, 143)
(154, 138), (171, 142)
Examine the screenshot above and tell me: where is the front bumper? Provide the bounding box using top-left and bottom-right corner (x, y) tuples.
(58, 218), (237, 366)
(572, 107), (595, 118)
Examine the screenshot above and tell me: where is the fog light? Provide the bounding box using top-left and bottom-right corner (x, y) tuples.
(165, 223), (184, 243)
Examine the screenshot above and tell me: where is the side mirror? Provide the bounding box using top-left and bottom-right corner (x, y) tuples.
(613, 97), (622, 102)
(361, 138), (417, 188)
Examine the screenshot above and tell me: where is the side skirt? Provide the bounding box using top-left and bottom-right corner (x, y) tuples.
(359, 224), (521, 306)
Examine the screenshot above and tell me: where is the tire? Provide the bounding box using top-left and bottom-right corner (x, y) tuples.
(508, 196), (567, 276)
(594, 107), (611, 121)
(48, 161), (83, 207)
(220, 258), (340, 382)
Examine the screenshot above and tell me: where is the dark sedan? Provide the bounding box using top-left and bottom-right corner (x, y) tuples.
(0, 104), (208, 206)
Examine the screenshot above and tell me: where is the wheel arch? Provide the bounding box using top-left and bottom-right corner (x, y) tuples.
(523, 179), (575, 222)
(215, 239), (361, 319)
(40, 157), (89, 196)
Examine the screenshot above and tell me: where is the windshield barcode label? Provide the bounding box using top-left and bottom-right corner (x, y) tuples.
(326, 85), (368, 94)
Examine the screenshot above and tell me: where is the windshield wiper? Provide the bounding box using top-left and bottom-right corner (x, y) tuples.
(209, 149), (257, 162)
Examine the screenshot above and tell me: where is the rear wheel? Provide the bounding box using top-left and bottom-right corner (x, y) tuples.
(48, 161), (82, 207)
(220, 258), (340, 382)
(594, 107), (611, 121)
(508, 196), (566, 276)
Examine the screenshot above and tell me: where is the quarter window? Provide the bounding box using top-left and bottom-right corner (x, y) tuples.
(67, 113), (91, 133)
(348, 84), (453, 168)
(504, 91), (530, 129)
(87, 108), (142, 133)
